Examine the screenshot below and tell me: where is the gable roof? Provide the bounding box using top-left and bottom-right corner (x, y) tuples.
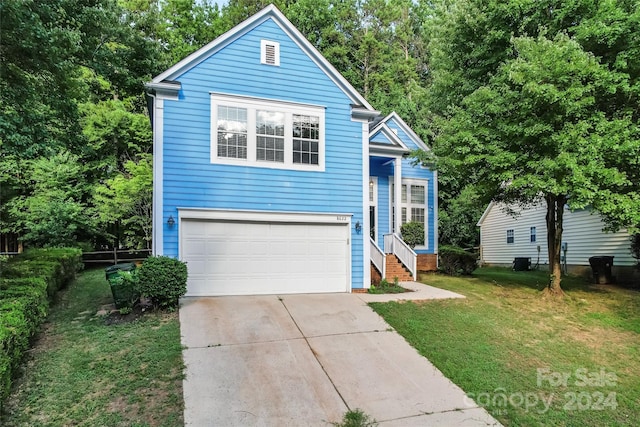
(148, 5), (377, 117)
(477, 201), (496, 226)
(371, 112), (430, 152)
(369, 123), (410, 156)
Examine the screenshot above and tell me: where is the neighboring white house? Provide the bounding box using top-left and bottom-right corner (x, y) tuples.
(477, 201), (637, 282)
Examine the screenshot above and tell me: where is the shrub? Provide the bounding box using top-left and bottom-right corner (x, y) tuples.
(0, 277), (49, 402)
(439, 245), (478, 276)
(0, 248), (82, 404)
(400, 221), (424, 249)
(137, 256), (188, 309)
(2, 260), (62, 298)
(16, 248), (83, 284)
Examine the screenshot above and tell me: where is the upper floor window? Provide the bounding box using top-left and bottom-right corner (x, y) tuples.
(507, 229), (515, 244)
(530, 227), (537, 243)
(211, 93), (325, 171)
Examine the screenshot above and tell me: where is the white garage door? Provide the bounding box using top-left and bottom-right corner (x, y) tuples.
(181, 218), (350, 296)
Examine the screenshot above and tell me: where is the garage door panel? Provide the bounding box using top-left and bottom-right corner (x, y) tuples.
(181, 219), (349, 296)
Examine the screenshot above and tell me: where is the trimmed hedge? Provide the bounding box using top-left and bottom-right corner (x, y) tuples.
(0, 248), (82, 404)
(137, 256), (188, 309)
(439, 245), (478, 276)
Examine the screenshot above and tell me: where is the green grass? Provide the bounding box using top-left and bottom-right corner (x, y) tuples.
(1, 269), (184, 427)
(370, 268), (640, 427)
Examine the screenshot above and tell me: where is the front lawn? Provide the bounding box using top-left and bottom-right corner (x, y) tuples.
(371, 268), (639, 427)
(1, 269), (184, 426)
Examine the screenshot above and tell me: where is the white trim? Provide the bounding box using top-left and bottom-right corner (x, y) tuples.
(376, 112), (430, 152)
(209, 92), (325, 110)
(390, 177), (430, 250)
(362, 122), (371, 289)
(394, 159), (402, 234)
(477, 201), (495, 226)
(177, 208), (352, 224)
(210, 93), (325, 171)
(150, 5), (375, 112)
(369, 123), (410, 156)
(260, 39), (280, 66)
(369, 177), (378, 242)
(152, 97), (164, 255)
(433, 170), (439, 256)
(145, 82), (180, 100)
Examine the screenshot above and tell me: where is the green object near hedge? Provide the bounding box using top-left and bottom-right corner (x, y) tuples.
(105, 263), (139, 309)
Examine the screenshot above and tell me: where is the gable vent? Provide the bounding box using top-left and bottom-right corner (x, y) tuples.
(261, 40), (280, 66)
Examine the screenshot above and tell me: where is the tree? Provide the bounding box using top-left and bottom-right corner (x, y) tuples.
(94, 155), (153, 249)
(435, 33), (639, 295)
(6, 152), (95, 247)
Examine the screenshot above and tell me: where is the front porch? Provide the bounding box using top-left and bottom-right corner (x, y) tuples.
(366, 112), (438, 287)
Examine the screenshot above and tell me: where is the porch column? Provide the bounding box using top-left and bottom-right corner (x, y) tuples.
(394, 157), (402, 234)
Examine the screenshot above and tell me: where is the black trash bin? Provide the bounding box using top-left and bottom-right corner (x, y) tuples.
(588, 256), (615, 284)
(105, 263), (139, 309)
(513, 257), (531, 271)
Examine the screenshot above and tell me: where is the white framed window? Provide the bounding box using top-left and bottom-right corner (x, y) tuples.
(211, 93), (325, 171)
(507, 229), (515, 244)
(530, 226), (536, 243)
(261, 40), (280, 66)
(391, 178), (428, 248)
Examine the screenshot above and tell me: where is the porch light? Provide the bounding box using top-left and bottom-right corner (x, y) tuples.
(355, 221), (362, 234)
(167, 215), (176, 227)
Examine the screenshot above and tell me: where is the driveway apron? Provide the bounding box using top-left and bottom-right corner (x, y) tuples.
(180, 293), (501, 426)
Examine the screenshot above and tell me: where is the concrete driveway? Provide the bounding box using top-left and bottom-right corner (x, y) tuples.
(179, 292), (501, 426)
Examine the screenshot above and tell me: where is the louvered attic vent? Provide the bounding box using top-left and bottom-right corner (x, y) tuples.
(261, 40), (280, 66)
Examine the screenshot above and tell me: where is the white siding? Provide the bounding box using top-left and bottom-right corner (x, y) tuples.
(479, 203), (634, 267)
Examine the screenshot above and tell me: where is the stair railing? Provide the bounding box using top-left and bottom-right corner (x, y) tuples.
(370, 237), (386, 279)
(383, 233), (417, 281)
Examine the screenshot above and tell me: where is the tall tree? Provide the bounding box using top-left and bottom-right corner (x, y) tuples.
(434, 33), (639, 294)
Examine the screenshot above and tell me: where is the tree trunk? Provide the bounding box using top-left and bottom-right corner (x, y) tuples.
(545, 194), (566, 296)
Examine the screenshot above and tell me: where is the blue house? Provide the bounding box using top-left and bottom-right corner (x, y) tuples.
(145, 5), (437, 296)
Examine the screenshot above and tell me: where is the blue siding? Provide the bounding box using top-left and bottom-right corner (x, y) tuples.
(370, 130), (394, 145)
(161, 18), (365, 286)
(369, 146), (436, 254)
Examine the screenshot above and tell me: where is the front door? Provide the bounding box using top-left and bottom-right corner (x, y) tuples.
(369, 177), (378, 241)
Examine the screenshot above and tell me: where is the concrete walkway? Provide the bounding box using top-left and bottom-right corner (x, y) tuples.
(179, 289), (501, 426)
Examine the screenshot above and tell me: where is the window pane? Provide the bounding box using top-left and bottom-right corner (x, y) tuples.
(530, 227), (536, 243)
(256, 111), (285, 163)
(401, 185), (407, 203)
(411, 208), (425, 224)
(401, 207), (407, 224)
(217, 106), (247, 159)
(411, 185), (425, 204)
(293, 114), (319, 165)
(507, 229), (514, 244)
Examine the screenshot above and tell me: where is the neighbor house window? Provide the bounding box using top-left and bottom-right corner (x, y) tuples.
(530, 227), (537, 243)
(507, 229), (515, 244)
(211, 94), (325, 171)
(391, 179), (428, 248)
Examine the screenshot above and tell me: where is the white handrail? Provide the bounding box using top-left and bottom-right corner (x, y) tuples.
(383, 233), (417, 281)
(383, 234), (394, 254)
(370, 238), (386, 279)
